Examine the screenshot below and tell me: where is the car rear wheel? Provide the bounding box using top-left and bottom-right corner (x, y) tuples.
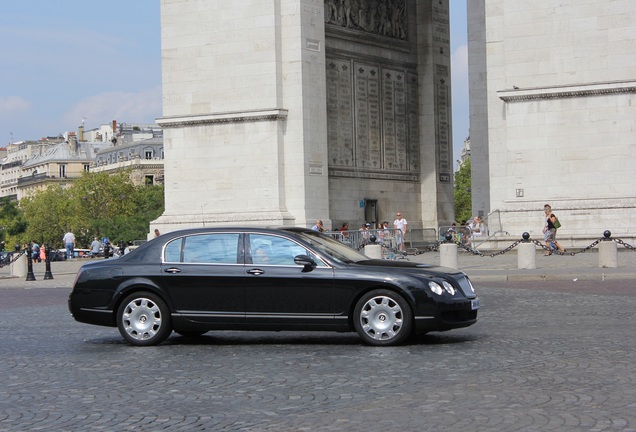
(353, 290), (413, 346)
(116, 292), (172, 346)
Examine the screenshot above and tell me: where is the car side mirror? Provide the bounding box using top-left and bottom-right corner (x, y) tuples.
(294, 254), (317, 272)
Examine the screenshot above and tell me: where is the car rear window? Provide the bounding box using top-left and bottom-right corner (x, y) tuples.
(164, 233), (240, 264)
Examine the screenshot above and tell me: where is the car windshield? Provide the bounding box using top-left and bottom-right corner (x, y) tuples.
(291, 230), (370, 264)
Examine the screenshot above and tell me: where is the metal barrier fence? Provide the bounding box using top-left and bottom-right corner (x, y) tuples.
(405, 228), (438, 254)
(439, 225), (470, 247)
(329, 228), (406, 259)
(330, 228), (438, 257)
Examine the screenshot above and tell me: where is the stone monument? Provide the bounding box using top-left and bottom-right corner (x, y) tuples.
(468, 0), (636, 242)
(154, 0), (454, 233)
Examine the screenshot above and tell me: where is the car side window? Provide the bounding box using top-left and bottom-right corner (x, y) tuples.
(164, 238), (182, 262)
(249, 234), (307, 266)
(165, 234), (240, 264)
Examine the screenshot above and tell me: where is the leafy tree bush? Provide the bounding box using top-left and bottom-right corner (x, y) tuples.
(0, 197), (27, 249)
(454, 159), (472, 224)
(16, 172), (164, 249)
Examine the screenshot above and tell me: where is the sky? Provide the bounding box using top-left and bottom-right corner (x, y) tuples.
(0, 0), (469, 163)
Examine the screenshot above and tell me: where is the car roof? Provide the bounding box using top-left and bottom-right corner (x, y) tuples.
(157, 226), (314, 237)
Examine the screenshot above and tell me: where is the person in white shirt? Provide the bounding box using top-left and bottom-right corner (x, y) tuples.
(62, 230), (76, 260)
(393, 212), (408, 251)
(90, 238), (102, 258)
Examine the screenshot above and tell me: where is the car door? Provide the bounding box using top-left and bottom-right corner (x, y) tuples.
(244, 233), (335, 328)
(160, 232), (245, 324)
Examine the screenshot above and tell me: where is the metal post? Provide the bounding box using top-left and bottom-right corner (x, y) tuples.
(43, 243), (54, 280)
(26, 244), (36, 281)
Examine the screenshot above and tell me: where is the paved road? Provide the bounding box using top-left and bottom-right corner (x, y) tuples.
(1, 278), (635, 431)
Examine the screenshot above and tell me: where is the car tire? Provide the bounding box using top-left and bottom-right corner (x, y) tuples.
(353, 289), (413, 346)
(116, 292), (172, 346)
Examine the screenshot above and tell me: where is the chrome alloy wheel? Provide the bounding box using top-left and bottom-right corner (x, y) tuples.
(121, 297), (163, 341)
(359, 295), (404, 341)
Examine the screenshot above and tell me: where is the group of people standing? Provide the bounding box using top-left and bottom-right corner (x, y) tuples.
(312, 212), (409, 252)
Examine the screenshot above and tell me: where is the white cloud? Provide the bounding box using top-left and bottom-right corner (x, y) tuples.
(63, 87), (163, 130)
(0, 96), (31, 114)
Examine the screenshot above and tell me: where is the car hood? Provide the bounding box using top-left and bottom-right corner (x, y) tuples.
(352, 259), (465, 277)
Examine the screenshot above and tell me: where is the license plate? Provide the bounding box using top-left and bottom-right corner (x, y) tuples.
(471, 299), (480, 310)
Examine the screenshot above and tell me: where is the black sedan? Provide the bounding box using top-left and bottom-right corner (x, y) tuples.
(68, 227), (479, 346)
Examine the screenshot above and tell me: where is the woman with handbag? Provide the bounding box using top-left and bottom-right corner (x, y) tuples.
(542, 205), (565, 255)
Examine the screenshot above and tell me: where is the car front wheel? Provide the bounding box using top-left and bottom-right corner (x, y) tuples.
(116, 292), (172, 346)
(353, 290), (413, 346)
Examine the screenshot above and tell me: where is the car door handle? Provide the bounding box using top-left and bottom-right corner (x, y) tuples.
(247, 268), (265, 275)
(164, 267), (181, 274)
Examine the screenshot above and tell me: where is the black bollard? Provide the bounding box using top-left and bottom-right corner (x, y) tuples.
(522, 232), (530, 242)
(43, 243), (54, 280)
(26, 245), (36, 281)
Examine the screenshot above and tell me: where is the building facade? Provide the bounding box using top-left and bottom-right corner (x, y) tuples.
(1, 124), (164, 199)
(468, 0), (636, 240)
(92, 136), (165, 186)
(154, 0), (455, 234)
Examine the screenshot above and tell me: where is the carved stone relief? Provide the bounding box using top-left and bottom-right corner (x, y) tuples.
(324, 0), (407, 40)
(326, 57), (419, 181)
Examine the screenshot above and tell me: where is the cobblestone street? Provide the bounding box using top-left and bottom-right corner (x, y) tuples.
(1, 276), (635, 431)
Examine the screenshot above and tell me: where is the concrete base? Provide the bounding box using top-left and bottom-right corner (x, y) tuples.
(517, 243), (537, 269)
(11, 254), (27, 278)
(364, 244), (383, 259)
(440, 243), (458, 269)
(598, 241), (618, 268)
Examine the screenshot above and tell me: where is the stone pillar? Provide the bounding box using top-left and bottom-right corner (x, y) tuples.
(598, 241), (618, 268)
(364, 244), (383, 259)
(155, 0), (329, 231)
(517, 243), (536, 269)
(440, 243), (458, 269)
(11, 254), (27, 278)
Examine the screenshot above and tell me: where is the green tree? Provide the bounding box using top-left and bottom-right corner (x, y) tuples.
(69, 171), (137, 245)
(454, 159), (472, 223)
(19, 185), (72, 247)
(0, 197), (27, 248)
(19, 172), (165, 249)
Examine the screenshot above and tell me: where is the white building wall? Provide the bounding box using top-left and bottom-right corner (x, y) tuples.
(469, 0), (636, 240)
(155, 0), (328, 231)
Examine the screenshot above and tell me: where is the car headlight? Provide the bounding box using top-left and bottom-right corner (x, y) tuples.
(428, 281), (456, 296)
(428, 281), (443, 295)
(442, 281), (456, 295)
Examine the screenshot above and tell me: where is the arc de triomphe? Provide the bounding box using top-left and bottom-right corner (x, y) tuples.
(153, 0), (454, 233)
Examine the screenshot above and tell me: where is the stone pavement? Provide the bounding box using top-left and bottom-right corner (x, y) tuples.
(1, 247), (635, 289)
(2, 249), (636, 431)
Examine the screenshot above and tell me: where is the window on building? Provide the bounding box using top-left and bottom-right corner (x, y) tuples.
(59, 165), (67, 178)
(145, 175), (154, 185)
(83, 164), (90, 172)
(145, 150), (153, 160)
